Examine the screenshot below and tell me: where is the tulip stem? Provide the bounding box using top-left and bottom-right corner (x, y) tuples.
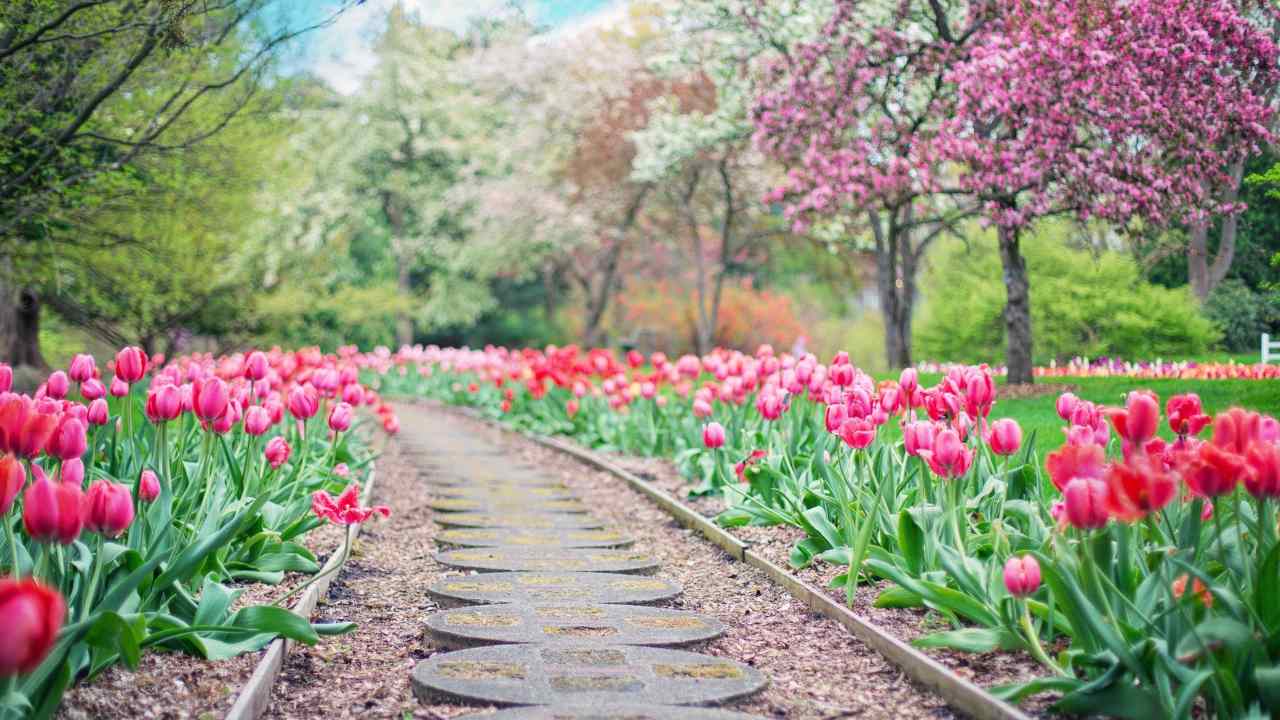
(4, 518), (20, 578)
(1019, 603), (1068, 677)
(80, 536), (104, 622)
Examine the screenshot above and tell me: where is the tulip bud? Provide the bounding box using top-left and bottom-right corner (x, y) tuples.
(824, 403), (847, 433)
(45, 416), (86, 461)
(1003, 555), (1041, 597)
(243, 406), (272, 436)
(288, 385), (319, 420)
(192, 378), (229, 423)
(244, 351), (269, 381)
(381, 415), (399, 434)
(60, 458), (84, 488)
(80, 378), (105, 402)
(138, 469), (161, 503)
(86, 399), (109, 427)
(898, 367), (918, 397)
(1062, 476), (1109, 529)
(333, 463), (350, 479)
(113, 347), (148, 384)
(109, 377), (129, 398)
(702, 421), (725, 449)
(987, 418), (1023, 456)
(85, 480), (133, 537)
(68, 354), (97, 384)
(145, 383), (182, 424)
(0, 577), (66, 677)
(44, 372), (69, 400)
(1055, 392), (1079, 422)
(1, 453), (25, 515)
(341, 383), (363, 406)
(328, 402), (353, 433)
(265, 437), (291, 469)
(22, 469), (85, 544)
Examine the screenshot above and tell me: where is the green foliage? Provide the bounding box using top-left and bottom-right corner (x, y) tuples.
(916, 222), (1219, 364)
(1203, 279), (1280, 352)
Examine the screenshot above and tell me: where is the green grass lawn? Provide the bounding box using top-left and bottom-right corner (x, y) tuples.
(914, 374), (1280, 458)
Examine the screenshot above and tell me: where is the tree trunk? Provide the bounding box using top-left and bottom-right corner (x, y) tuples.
(869, 210), (914, 370)
(1188, 159), (1245, 302)
(581, 185), (649, 348)
(0, 277), (46, 368)
(396, 261), (413, 348)
(998, 224), (1033, 385)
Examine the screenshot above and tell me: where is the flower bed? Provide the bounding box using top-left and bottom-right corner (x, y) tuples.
(0, 347), (396, 718)
(372, 344), (1280, 719)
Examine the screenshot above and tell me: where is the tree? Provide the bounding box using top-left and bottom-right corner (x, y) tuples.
(0, 0), (359, 366)
(945, 0), (1277, 382)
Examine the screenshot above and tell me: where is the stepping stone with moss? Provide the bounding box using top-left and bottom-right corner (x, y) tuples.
(433, 512), (605, 530)
(426, 603), (724, 649)
(470, 705), (766, 719)
(436, 528), (634, 549)
(428, 571), (678, 606)
(428, 497), (590, 514)
(412, 644), (766, 707)
(435, 548), (659, 574)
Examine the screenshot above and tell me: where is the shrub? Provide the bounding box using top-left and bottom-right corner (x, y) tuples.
(916, 222), (1219, 364)
(1203, 279), (1280, 352)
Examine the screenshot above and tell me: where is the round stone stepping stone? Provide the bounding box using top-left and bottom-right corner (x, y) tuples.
(432, 485), (578, 501)
(428, 572), (679, 606)
(472, 705), (766, 719)
(435, 548), (659, 574)
(434, 512), (605, 530)
(429, 497), (589, 514)
(426, 604), (724, 649)
(412, 645), (766, 707)
(436, 528), (634, 549)
(424, 475), (567, 490)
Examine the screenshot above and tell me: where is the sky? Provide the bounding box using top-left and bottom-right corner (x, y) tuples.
(289, 0), (624, 94)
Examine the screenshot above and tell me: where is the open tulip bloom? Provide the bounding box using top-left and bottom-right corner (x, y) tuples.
(0, 346), (393, 717)
(379, 343), (1280, 718)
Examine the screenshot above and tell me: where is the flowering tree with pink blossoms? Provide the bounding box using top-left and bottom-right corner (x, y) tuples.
(944, 0), (1279, 383)
(754, 0), (1279, 381)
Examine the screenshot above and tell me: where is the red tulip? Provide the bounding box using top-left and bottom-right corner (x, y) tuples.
(381, 415), (399, 434)
(1166, 394), (1210, 437)
(1244, 443), (1280, 500)
(1211, 407), (1261, 455)
(1045, 442), (1105, 492)
(145, 383), (182, 424)
(45, 416), (86, 461)
(85, 480), (134, 537)
(1003, 555), (1041, 597)
(113, 347), (148, 384)
(22, 469), (85, 544)
(86, 399), (109, 426)
(0, 453), (24, 515)
(265, 437), (291, 469)
(192, 377), (229, 423)
(138, 469), (160, 503)
(14, 406), (59, 460)
(244, 351), (269, 382)
(1108, 391), (1160, 445)
(243, 406), (272, 436)
(44, 372), (69, 400)
(311, 483), (389, 526)
(1062, 476), (1110, 530)
(328, 402), (353, 433)
(565, 400), (579, 418)
(0, 364), (11, 394)
(987, 418), (1022, 456)
(1183, 443), (1245, 498)
(626, 350), (644, 369)
(68, 354), (96, 384)
(919, 428), (973, 479)
(288, 385), (319, 420)
(0, 577), (66, 677)
(1105, 456), (1176, 522)
(702, 421), (726, 449)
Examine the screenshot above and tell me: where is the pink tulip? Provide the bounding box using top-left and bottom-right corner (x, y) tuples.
(60, 458), (84, 488)
(22, 469), (84, 544)
(902, 421), (937, 457)
(1055, 392), (1079, 422)
(113, 347), (148, 384)
(86, 399), (109, 426)
(328, 402), (353, 433)
(838, 417), (876, 449)
(381, 415), (399, 434)
(192, 378), (229, 423)
(1108, 391), (1159, 445)
(244, 351), (269, 381)
(109, 377), (129, 398)
(692, 399), (713, 418)
(288, 385), (319, 420)
(0, 577), (66, 677)
(0, 364), (11, 394)
(333, 463), (350, 479)
(44, 372), (69, 400)
(1003, 555), (1041, 597)
(898, 367), (918, 397)
(824, 403), (847, 433)
(138, 469), (160, 503)
(145, 383), (182, 424)
(243, 406), (272, 436)
(341, 383), (363, 406)
(85, 480), (134, 537)
(919, 428), (973, 479)
(45, 416), (86, 461)
(702, 421), (725, 449)
(265, 437), (291, 469)
(987, 418), (1022, 456)
(1063, 476), (1110, 530)
(68, 354), (96, 384)
(211, 400), (240, 434)
(829, 363), (854, 387)
(80, 378), (105, 401)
